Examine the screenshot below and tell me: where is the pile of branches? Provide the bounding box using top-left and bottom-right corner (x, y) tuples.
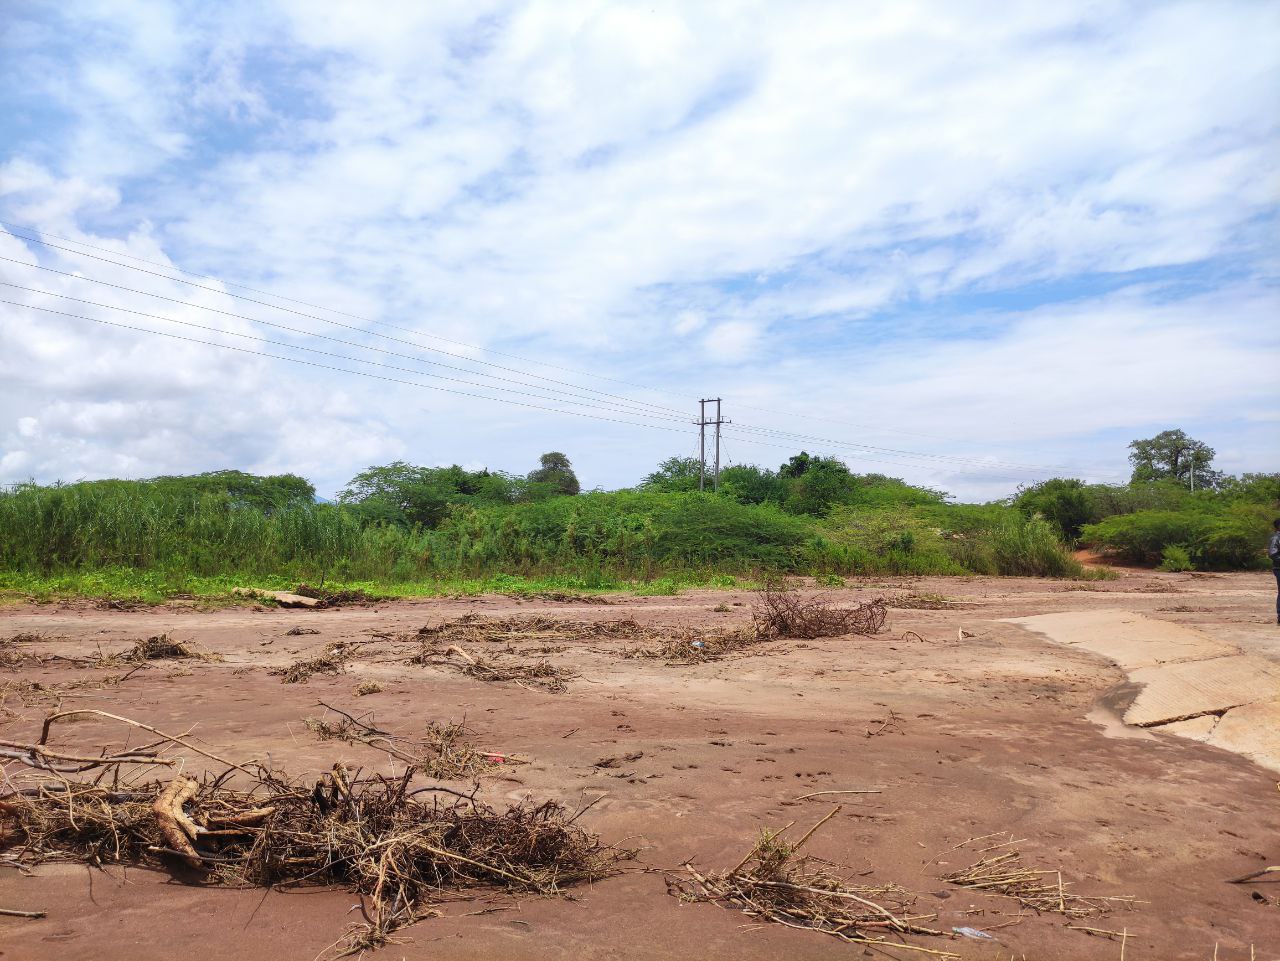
(886, 593), (970, 611)
(3, 768), (627, 954)
(502, 590), (611, 604)
(409, 644), (574, 693)
(416, 615), (769, 667)
(673, 807), (953, 957)
(303, 704), (522, 779)
(0, 709), (630, 955)
(414, 614), (646, 645)
(271, 642), (354, 683)
(619, 626), (763, 663)
(122, 633), (216, 662)
(752, 582), (887, 639)
(940, 837), (1134, 919)
(2, 633), (214, 670)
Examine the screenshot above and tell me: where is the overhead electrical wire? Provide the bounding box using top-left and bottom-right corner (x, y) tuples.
(0, 224), (1124, 480)
(0, 300), (699, 437)
(0, 224), (689, 412)
(0, 255), (688, 421)
(0, 280), (689, 423)
(0, 238), (690, 419)
(722, 423), (1115, 477)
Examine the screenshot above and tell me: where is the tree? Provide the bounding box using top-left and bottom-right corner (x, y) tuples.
(528, 451), (580, 496)
(718, 464), (784, 504)
(1013, 478), (1094, 540)
(1128, 429), (1223, 490)
(150, 470), (314, 512)
(641, 456), (703, 492)
(339, 461), (521, 527)
(779, 451), (815, 478)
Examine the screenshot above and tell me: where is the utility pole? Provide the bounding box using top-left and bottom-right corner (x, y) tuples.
(696, 398), (729, 491)
(698, 399), (706, 491)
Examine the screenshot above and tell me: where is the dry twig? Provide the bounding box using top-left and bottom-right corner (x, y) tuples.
(939, 834), (1136, 919)
(752, 581), (887, 639)
(672, 807), (955, 958)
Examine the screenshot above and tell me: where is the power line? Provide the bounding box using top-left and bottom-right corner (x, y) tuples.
(0, 281), (689, 424)
(724, 422), (1118, 477)
(2, 294), (691, 424)
(0, 237), (691, 418)
(1, 300), (701, 437)
(728, 398), (975, 445)
(1, 297), (1102, 482)
(0, 256), (689, 421)
(0, 223), (688, 406)
(717, 427), (1088, 480)
(0, 224), (1124, 480)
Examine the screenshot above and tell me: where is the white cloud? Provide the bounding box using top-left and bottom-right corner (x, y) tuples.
(0, 1), (1276, 498)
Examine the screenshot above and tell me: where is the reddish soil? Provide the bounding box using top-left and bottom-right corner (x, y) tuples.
(2, 570), (1278, 961)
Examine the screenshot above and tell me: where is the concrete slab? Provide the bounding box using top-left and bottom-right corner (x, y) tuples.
(1125, 655), (1280, 727)
(1206, 698), (1280, 771)
(1005, 610), (1236, 670)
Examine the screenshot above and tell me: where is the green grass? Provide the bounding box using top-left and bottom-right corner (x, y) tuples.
(0, 476), (1101, 604)
(0, 568), (754, 606)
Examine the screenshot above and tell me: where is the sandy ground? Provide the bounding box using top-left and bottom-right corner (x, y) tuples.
(2, 569), (1278, 961)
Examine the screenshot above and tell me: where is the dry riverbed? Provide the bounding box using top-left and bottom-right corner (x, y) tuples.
(1, 570), (1277, 960)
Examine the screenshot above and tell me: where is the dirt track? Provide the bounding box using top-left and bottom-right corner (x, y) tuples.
(2, 570), (1278, 961)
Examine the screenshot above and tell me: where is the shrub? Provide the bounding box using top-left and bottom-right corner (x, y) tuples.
(1081, 503), (1271, 570)
(1157, 544), (1194, 572)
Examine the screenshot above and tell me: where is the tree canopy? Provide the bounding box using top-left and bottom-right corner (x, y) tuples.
(528, 451), (581, 496)
(1128, 429), (1222, 489)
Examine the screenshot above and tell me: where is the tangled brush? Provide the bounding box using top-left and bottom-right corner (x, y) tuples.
(302, 704), (522, 779)
(123, 633), (216, 662)
(751, 582), (887, 639)
(939, 835), (1136, 919)
(673, 807), (954, 957)
(409, 644), (575, 693)
(2, 767), (629, 955)
(0, 708), (630, 956)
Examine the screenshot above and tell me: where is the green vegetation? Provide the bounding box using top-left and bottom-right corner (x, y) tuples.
(1009, 431), (1278, 570)
(1, 428), (1273, 603)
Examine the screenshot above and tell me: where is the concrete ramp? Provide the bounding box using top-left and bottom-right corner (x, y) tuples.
(1005, 609), (1235, 669)
(1207, 699), (1280, 768)
(1125, 655), (1280, 726)
(1009, 610), (1280, 773)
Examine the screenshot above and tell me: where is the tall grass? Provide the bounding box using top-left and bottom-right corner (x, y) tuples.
(0, 479), (1088, 595)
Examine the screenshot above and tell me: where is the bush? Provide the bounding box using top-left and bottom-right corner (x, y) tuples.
(1081, 503), (1272, 570)
(1157, 544), (1194, 572)
(1013, 478), (1094, 541)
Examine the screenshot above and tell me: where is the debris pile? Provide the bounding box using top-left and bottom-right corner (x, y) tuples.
(0, 710), (629, 955)
(410, 643), (575, 693)
(673, 807), (953, 956)
(303, 705), (520, 779)
(294, 584), (380, 607)
(887, 593), (969, 611)
(123, 633), (215, 662)
(752, 582), (887, 639)
(415, 614), (642, 645)
(271, 642), (353, 683)
(940, 837), (1134, 919)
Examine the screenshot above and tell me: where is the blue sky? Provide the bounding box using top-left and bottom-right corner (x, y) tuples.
(1, 1), (1277, 500)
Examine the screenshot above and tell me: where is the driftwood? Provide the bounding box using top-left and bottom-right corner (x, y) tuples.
(152, 777), (202, 867)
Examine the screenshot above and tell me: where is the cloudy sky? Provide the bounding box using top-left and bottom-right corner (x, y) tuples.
(1, 1), (1277, 500)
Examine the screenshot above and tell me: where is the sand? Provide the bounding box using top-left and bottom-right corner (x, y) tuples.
(1, 569), (1278, 960)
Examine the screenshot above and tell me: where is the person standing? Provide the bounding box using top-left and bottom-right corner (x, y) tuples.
(1270, 519), (1280, 624)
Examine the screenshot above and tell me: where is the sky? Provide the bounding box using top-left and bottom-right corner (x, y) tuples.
(1, 0), (1277, 501)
